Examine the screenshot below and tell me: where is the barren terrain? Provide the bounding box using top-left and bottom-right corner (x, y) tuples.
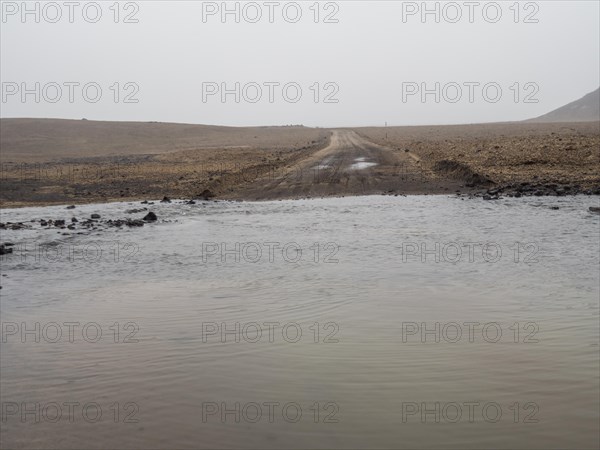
(1, 119), (599, 207)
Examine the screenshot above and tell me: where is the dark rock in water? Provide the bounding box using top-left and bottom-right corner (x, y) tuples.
(126, 208), (147, 214)
(106, 218), (145, 228)
(66, 205), (76, 209)
(67, 224), (76, 230)
(54, 219), (66, 227)
(198, 189), (215, 200)
(0, 245), (13, 256)
(483, 195), (499, 201)
(3, 243), (14, 247)
(550, 206), (560, 210)
(186, 200), (196, 205)
(7, 222), (28, 230)
(71, 217), (78, 223)
(141, 200), (149, 204)
(40, 220), (48, 226)
(91, 214), (101, 219)
(589, 207), (600, 214)
(143, 212), (157, 222)
(161, 197), (171, 203)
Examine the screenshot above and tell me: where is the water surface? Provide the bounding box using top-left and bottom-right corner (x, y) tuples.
(1, 195), (598, 449)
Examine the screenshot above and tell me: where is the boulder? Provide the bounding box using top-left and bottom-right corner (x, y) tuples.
(198, 189), (215, 200)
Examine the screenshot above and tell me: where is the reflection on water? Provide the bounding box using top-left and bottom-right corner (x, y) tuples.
(1, 195), (599, 449)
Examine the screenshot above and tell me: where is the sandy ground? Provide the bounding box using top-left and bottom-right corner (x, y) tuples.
(1, 120), (598, 207)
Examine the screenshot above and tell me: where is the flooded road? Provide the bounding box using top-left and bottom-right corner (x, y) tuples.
(1, 195), (599, 449)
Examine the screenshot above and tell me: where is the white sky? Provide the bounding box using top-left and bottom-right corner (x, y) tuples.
(1, 0), (599, 126)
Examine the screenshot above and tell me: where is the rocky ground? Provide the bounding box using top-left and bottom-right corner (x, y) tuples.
(355, 121), (600, 199)
(1, 121), (598, 207)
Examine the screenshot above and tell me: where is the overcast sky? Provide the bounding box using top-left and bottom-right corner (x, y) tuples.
(1, 0), (599, 127)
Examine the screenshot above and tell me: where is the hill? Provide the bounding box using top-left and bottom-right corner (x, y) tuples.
(529, 88), (600, 123)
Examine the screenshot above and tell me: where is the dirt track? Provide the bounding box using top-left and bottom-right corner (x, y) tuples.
(226, 130), (463, 199)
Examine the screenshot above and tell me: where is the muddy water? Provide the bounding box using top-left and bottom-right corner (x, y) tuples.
(1, 195), (598, 449)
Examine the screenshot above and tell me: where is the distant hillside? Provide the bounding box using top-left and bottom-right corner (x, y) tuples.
(0, 118), (327, 162)
(529, 88), (599, 123)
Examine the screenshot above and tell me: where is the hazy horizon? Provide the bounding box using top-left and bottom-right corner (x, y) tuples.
(1, 1), (599, 127)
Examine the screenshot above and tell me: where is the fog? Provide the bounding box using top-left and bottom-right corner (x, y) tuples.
(1, 0), (599, 126)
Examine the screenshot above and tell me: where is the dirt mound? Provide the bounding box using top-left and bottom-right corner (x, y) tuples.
(432, 160), (493, 187)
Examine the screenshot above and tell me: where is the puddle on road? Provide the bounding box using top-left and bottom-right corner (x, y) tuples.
(312, 164), (332, 170)
(350, 157), (378, 170)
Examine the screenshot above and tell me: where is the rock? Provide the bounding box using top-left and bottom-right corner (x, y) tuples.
(0, 245), (13, 256)
(550, 206), (560, 210)
(66, 205), (76, 209)
(198, 189), (215, 200)
(589, 207), (600, 214)
(91, 214), (101, 219)
(186, 200), (196, 205)
(161, 196), (171, 203)
(8, 223), (28, 230)
(71, 217), (78, 223)
(54, 220), (66, 227)
(143, 212), (157, 222)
